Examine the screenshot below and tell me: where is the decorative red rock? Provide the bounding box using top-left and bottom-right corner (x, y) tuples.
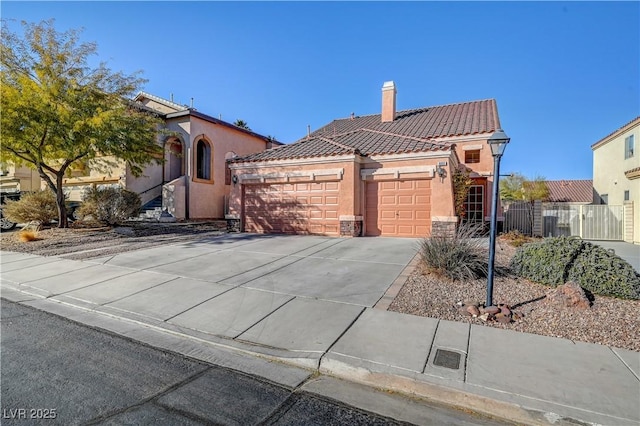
(484, 306), (500, 315)
(545, 282), (591, 309)
(466, 305), (481, 317)
(495, 313), (511, 324)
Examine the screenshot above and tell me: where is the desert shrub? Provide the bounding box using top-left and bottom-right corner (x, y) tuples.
(79, 187), (141, 226)
(567, 243), (640, 300)
(2, 190), (57, 225)
(17, 229), (39, 242)
(510, 236), (583, 286)
(420, 222), (488, 281)
(511, 236), (640, 300)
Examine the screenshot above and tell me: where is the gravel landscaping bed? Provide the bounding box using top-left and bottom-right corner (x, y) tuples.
(0, 222), (226, 260)
(388, 238), (640, 352)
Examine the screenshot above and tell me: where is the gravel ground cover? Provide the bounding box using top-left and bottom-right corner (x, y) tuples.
(388, 238), (640, 352)
(0, 222), (226, 260)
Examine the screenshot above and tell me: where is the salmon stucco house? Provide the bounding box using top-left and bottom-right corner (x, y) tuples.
(227, 82), (505, 237)
(132, 92), (280, 220)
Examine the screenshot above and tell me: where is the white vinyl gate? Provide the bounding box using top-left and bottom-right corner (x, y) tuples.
(580, 205), (624, 240)
(543, 204), (624, 240)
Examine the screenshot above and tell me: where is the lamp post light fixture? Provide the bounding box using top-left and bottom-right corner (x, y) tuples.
(486, 129), (510, 308)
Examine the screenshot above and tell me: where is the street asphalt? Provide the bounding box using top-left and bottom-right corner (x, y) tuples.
(1, 299), (505, 425)
(1, 233), (639, 426)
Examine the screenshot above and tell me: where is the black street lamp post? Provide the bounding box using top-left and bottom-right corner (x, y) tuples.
(486, 129), (510, 308)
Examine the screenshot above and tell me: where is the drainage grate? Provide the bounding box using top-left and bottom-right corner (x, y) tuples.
(433, 349), (461, 370)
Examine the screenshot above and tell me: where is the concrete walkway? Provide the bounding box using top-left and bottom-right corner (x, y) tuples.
(1, 234), (639, 426)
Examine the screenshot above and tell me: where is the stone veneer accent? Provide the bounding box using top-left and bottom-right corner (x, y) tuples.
(340, 220), (363, 237)
(226, 217), (241, 233)
(431, 217), (458, 238)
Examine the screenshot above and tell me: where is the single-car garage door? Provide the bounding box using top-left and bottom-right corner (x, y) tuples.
(244, 181), (340, 235)
(365, 180), (431, 237)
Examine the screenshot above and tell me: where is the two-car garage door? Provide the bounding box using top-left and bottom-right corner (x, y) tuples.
(244, 182), (340, 235)
(243, 179), (430, 237)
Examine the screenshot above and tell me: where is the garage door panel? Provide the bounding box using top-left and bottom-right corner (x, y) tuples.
(381, 195), (396, 205)
(325, 196), (338, 205)
(381, 182), (396, 190)
(325, 210), (338, 219)
(397, 181), (416, 190)
(397, 225), (415, 234)
(398, 195), (413, 205)
(245, 182), (339, 236)
(365, 180), (431, 237)
(415, 195), (430, 204)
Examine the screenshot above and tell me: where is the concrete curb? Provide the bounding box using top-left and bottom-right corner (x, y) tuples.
(4, 286), (635, 426)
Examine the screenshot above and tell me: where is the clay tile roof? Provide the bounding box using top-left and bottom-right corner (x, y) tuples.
(233, 99), (499, 163)
(545, 180), (593, 203)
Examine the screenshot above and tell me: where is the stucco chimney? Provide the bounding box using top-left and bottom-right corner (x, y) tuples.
(381, 81), (396, 123)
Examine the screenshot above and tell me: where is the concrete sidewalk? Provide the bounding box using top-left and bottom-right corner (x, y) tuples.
(1, 239), (639, 426)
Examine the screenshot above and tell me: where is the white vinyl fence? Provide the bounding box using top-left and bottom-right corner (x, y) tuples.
(503, 202), (624, 241)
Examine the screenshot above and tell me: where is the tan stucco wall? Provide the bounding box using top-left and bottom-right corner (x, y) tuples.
(185, 116), (270, 219)
(449, 137), (498, 219)
(0, 165), (40, 192)
(593, 120), (640, 243)
(126, 160), (164, 206)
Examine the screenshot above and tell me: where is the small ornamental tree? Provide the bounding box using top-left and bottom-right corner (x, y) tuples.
(452, 167), (474, 220)
(0, 20), (164, 228)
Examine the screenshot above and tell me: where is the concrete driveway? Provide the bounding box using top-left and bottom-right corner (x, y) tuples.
(2, 234), (419, 366)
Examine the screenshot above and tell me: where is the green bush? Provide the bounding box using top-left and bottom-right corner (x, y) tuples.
(511, 236), (640, 300)
(510, 236), (583, 286)
(567, 243), (640, 300)
(2, 190), (57, 225)
(79, 187), (141, 226)
(420, 222), (488, 281)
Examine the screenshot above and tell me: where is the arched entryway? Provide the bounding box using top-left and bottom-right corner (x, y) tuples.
(164, 138), (184, 183)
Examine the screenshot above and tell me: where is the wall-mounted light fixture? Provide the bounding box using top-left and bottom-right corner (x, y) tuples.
(436, 161), (447, 178)
(232, 175), (239, 184)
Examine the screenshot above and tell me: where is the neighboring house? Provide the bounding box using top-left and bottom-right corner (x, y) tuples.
(545, 179), (594, 204)
(60, 92), (279, 220)
(0, 163), (40, 194)
(227, 81), (504, 237)
(592, 116), (640, 244)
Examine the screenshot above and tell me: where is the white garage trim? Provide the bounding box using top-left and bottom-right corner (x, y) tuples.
(238, 168), (344, 183)
(361, 165), (436, 180)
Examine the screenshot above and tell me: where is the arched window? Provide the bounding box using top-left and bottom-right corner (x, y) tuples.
(195, 139), (212, 181)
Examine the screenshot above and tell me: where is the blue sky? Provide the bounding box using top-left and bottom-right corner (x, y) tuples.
(3, 1), (639, 180)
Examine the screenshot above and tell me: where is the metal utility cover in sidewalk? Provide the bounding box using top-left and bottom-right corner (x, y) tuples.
(433, 349), (461, 370)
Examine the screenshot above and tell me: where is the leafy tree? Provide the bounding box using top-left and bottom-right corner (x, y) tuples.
(0, 20), (164, 227)
(233, 119), (251, 130)
(500, 173), (549, 235)
(500, 173), (549, 202)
